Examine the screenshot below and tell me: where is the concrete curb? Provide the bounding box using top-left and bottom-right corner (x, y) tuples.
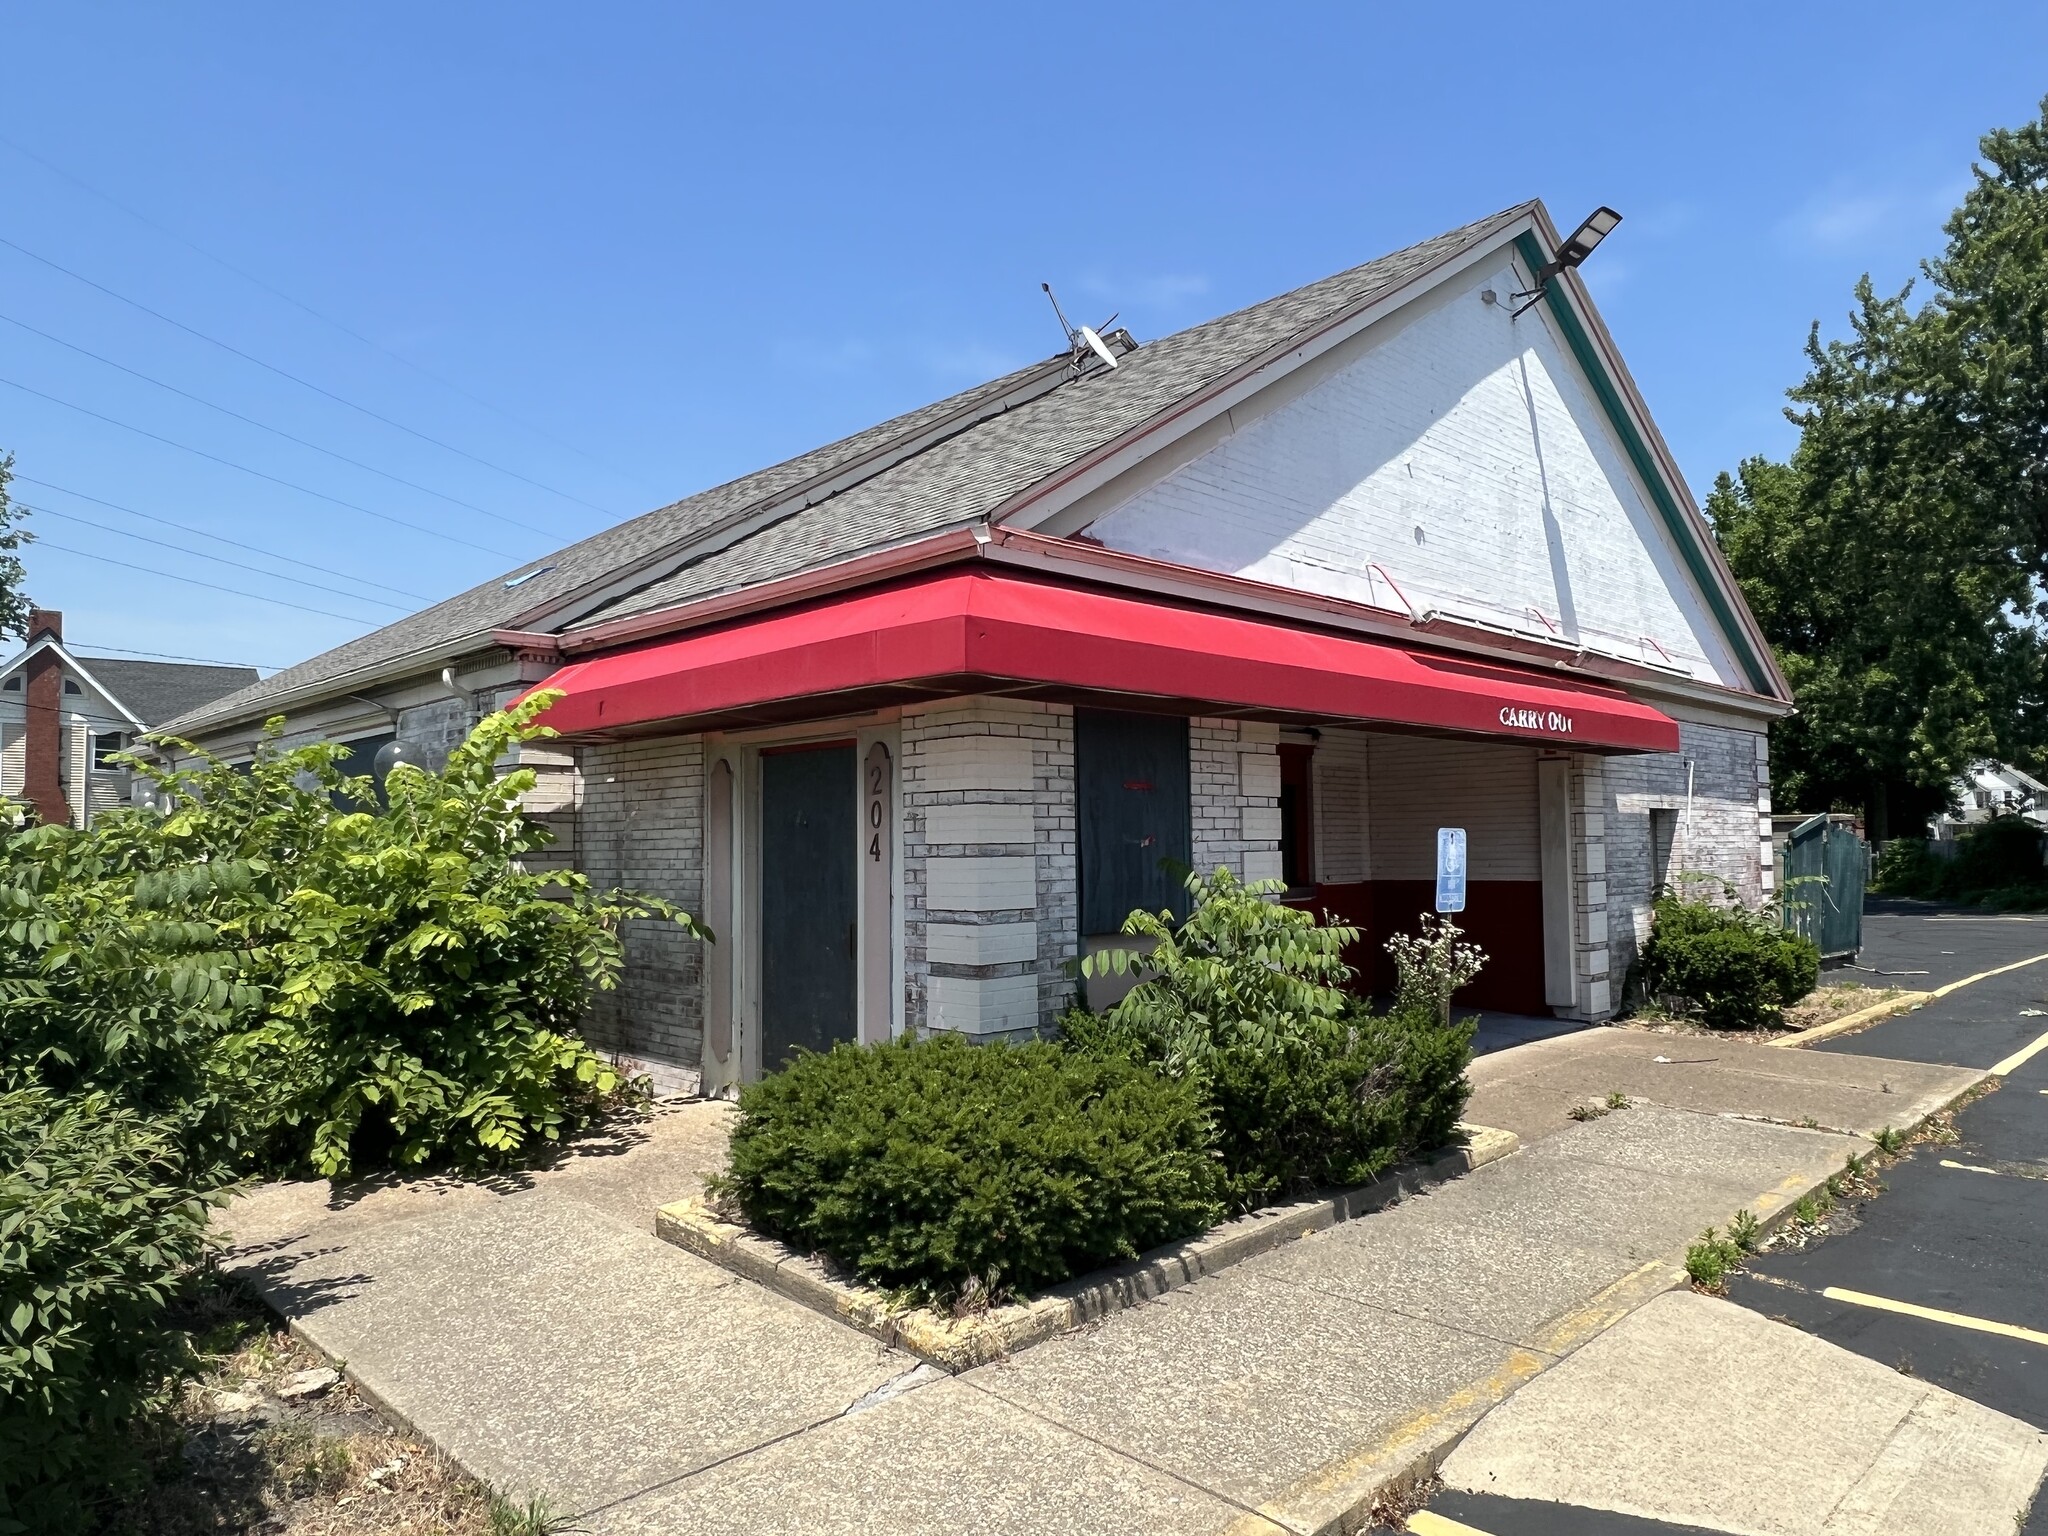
(655, 1124), (1521, 1374)
(1773, 989), (1932, 1049)
(1245, 1084), (1995, 1536)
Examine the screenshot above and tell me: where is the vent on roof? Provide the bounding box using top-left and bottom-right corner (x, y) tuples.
(504, 565), (556, 590)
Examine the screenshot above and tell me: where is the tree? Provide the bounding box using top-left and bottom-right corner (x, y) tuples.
(0, 455), (34, 640)
(1710, 99), (2048, 836)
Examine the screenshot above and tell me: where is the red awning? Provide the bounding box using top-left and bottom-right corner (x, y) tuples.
(526, 569), (1680, 753)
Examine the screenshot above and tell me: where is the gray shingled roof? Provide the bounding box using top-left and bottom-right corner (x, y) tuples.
(165, 205), (1525, 735)
(84, 659), (261, 727)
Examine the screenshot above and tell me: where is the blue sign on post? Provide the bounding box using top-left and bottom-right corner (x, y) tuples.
(1435, 827), (1467, 914)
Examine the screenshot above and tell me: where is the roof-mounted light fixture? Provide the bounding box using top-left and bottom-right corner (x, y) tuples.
(1511, 206), (1622, 318)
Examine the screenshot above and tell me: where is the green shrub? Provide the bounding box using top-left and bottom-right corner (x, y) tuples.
(1636, 890), (1818, 1029)
(1872, 835), (1941, 896)
(1200, 1007), (1473, 1209)
(0, 1088), (219, 1534)
(1073, 871), (1475, 1210)
(713, 1034), (1221, 1302)
(1874, 819), (2048, 909)
(1684, 1226), (1743, 1291)
(0, 695), (702, 1179)
(1078, 866), (1359, 1074)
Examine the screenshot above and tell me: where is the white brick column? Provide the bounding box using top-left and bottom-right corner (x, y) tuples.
(902, 699), (1074, 1040)
(1191, 718), (1282, 884)
(1756, 733), (1776, 898)
(1570, 753), (1613, 1019)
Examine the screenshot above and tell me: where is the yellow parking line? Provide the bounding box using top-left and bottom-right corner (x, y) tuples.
(1821, 1286), (2048, 1348)
(1990, 1028), (2048, 1077)
(1407, 1513), (1495, 1536)
(1931, 951), (2048, 999)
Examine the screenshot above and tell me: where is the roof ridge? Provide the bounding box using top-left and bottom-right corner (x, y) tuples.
(158, 205), (1542, 738)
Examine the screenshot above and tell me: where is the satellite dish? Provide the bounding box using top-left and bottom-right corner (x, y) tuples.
(1042, 283), (1122, 374)
(1076, 325), (1119, 370)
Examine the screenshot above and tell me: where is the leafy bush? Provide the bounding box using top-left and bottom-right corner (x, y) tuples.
(1075, 869), (1475, 1210)
(1874, 817), (2048, 909)
(0, 1088), (219, 1534)
(713, 1033), (1221, 1303)
(1636, 887), (1818, 1029)
(1079, 866), (1359, 1074)
(0, 695), (702, 1178)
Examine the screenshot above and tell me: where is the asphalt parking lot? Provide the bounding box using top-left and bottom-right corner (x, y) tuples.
(1402, 900), (2048, 1536)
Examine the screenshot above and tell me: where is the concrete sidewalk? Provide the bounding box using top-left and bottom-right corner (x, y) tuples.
(218, 1032), (1988, 1535)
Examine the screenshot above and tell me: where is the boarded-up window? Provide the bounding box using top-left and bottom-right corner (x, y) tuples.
(1076, 709), (1190, 934)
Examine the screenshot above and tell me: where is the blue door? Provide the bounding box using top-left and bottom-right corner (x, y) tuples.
(1076, 709), (1192, 935)
(761, 743), (858, 1066)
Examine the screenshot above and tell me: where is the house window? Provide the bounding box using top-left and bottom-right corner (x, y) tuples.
(92, 732), (126, 770)
(2, 676), (18, 692)
(62, 679), (81, 695)
(1649, 808), (1678, 893)
(1278, 743), (1315, 890)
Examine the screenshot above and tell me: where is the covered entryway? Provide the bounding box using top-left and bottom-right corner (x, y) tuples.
(759, 742), (859, 1066)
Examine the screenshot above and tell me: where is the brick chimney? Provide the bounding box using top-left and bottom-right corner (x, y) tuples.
(22, 608), (69, 827)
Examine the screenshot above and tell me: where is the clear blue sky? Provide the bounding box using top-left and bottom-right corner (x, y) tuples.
(3, 3), (2043, 674)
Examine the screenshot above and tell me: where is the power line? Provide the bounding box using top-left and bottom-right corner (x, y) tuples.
(0, 230), (620, 521)
(11, 475), (430, 602)
(0, 130), (653, 498)
(32, 537), (383, 626)
(0, 373), (525, 558)
(0, 309), (561, 538)
(22, 501), (413, 612)
(73, 642), (279, 670)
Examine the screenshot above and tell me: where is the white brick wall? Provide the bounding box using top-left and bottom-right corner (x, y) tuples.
(1606, 718), (1773, 989)
(1085, 263), (1745, 689)
(576, 734), (707, 1093)
(1191, 718), (1282, 885)
(902, 698), (1076, 1039)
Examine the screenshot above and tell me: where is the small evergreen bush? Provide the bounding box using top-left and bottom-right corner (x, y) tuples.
(1198, 1006), (1474, 1209)
(0, 1088), (219, 1534)
(1637, 888), (1819, 1029)
(713, 1034), (1221, 1303)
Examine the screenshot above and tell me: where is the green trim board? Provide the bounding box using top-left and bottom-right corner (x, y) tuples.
(1512, 231), (1776, 696)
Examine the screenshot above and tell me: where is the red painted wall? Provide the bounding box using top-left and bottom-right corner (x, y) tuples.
(1306, 879), (1548, 1015)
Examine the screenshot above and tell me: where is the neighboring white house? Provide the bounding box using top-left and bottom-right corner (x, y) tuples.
(0, 609), (257, 828)
(1932, 760), (2048, 838)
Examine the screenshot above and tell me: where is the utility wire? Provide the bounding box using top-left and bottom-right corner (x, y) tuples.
(74, 642), (280, 670)
(22, 502), (413, 612)
(33, 538), (383, 625)
(0, 230), (619, 520)
(0, 309), (561, 538)
(11, 475), (430, 602)
(0, 374), (525, 559)
(0, 130), (651, 497)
